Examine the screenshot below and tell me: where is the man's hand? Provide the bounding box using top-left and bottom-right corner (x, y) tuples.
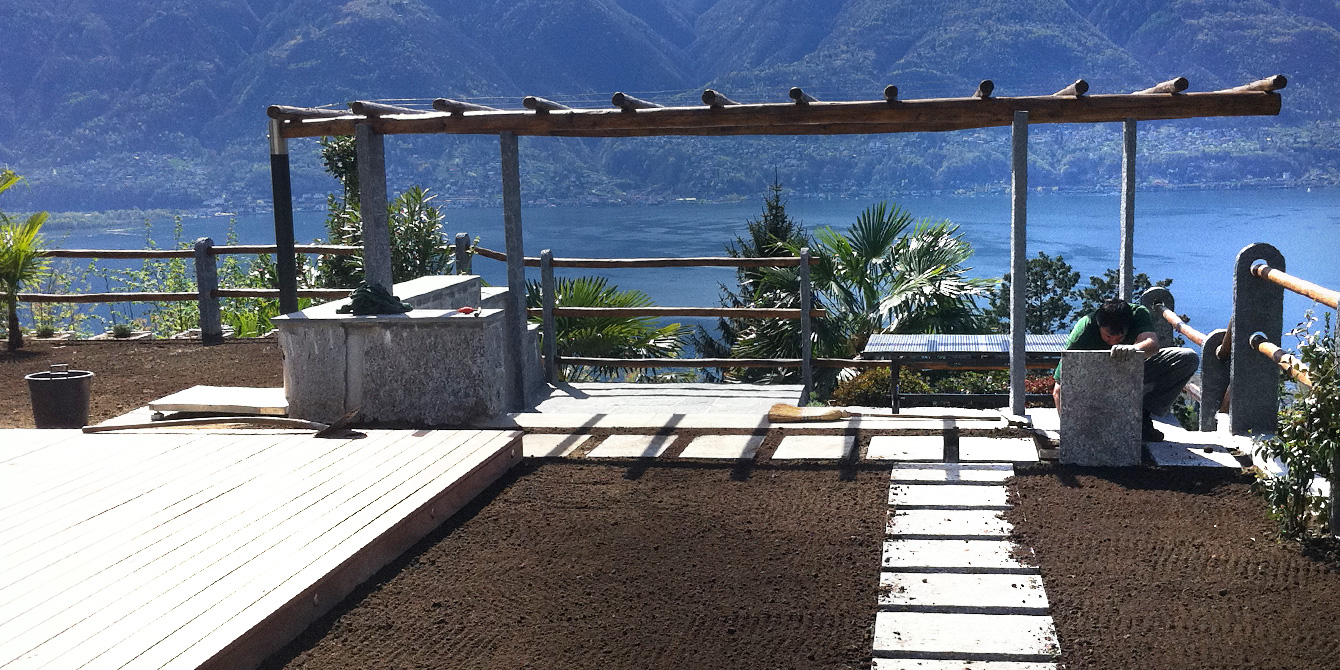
(1110, 344), (1141, 362)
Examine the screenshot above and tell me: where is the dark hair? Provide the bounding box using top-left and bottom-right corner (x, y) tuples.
(1094, 298), (1132, 333)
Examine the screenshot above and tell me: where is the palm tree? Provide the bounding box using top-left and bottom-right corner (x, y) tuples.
(0, 170), (50, 350)
(526, 276), (689, 382)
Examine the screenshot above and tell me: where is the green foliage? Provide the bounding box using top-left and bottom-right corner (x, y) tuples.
(526, 275), (689, 382)
(1254, 311), (1340, 539)
(0, 170), (50, 350)
(111, 322), (135, 338)
(984, 253), (1172, 334)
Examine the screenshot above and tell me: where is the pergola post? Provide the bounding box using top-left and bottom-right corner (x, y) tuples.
(354, 123), (394, 291)
(267, 119), (299, 314)
(500, 131), (528, 408)
(799, 247), (813, 402)
(1119, 119), (1136, 300)
(1009, 111), (1029, 416)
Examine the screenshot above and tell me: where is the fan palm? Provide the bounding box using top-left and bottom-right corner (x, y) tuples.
(526, 276), (689, 382)
(0, 170), (50, 350)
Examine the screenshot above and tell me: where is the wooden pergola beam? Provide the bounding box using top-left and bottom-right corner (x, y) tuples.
(278, 88), (1282, 139)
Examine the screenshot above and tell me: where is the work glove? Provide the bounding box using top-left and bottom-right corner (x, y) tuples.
(1110, 344), (1141, 362)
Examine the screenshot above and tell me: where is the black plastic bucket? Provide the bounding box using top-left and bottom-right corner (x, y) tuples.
(26, 364), (94, 429)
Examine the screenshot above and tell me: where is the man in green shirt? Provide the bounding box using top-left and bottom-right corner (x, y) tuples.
(1053, 298), (1199, 442)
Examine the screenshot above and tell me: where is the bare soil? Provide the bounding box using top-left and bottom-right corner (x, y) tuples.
(1007, 465), (1340, 669)
(0, 340), (283, 427)
(263, 461), (889, 670)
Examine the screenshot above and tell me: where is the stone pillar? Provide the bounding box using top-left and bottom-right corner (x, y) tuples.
(355, 123), (394, 291)
(1200, 329), (1230, 432)
(454, 232), (472, 275)
(1009, 110), (1029, 416)
(1139, 286), (1174, 350)
(268, 119), (299, 315)
(1229, 243), (1284, 435)
(799, 247), (813, 402)
(1119, 119), (1136, 300)
(193, 237), (223, 346)
(1059, 350), (1143, 466)
(500, 131), (528, 409)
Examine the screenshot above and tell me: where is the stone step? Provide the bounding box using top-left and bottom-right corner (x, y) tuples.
(888, 509), (1011, 539)
(890, 484), (1010, 510)
(880, 572), (1049, 615)
(889, 463), (1013, 485)
(874, 656), (1057, 669)
(873, 611), (1058, 662)
(881, 539), (1037, 574)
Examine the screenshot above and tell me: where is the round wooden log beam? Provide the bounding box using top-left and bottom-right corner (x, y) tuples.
(18, 291), (199, 303)
(213, 288), (353, 299)
(471, 246), (818, 268)
(1251, 262), (1340, 308)
(883, 85), (899, 102)
(210, 244), (363, 256)
(1250, 332), (1311, 387)
(350, 101), (428, 117)
(612, 92), (663, 112)
(433, 98), (500, 114)
(1135, 77), (1189, 94)
(1218, 75), (1287, 93)
(523, 96), (570, 113)
(789, 87), (818, 105)
(702, 89), (739, 107)
(1053, 79), (1089, 97)
(974, 80), (994, 98)
(527, 307), (827, 319)
(266, 105), (348, 121)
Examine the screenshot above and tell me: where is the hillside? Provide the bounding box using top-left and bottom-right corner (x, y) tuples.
(0, 0), (1336, 211)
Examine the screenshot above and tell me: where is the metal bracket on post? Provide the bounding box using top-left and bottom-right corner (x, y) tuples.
(1139, 286), (1174, 350)
(540, 249), (557, 384)
(1229, 242), (1285, 435)
(194, 237), (223, 346)
(799, 247), (813, 402)
(454, 232), (472, 275)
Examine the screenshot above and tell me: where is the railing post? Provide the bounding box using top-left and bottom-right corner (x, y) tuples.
(1119, 119), (1136, 300)
(454, 232), (472, 275)
(1200, 329), (1230, 432)
(1009, 110), (1029, 416)
(799, 247), (813, 402)
(541, 249), (557, 384)
(268, 119), (299, 315)
(1230, 242), (1285, 435)
(1139, 286), (1174, 350)
(193, 237), (223, 346)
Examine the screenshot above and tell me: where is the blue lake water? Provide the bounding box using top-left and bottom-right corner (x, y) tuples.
(45, 187), (1340, 341)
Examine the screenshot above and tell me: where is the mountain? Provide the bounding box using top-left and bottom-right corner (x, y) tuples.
(0, 0), (1336, 211)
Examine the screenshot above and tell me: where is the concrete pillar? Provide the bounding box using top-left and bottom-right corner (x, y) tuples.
(1229, 242), (1285, 435)
(454, 232), (472, 275)
(1139, 286), (1174, 350)
(500, 131), (528, 409)
(354, 123), (394, 291)
(1200, 329), (1230, 432)
(267, 119), (299, 315)
(1009, 111), (1029, 416)
(1119, 119), (1136, 300)
(1059, 350), (1143, 466)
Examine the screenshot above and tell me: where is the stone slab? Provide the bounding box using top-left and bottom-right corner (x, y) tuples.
(873, 612), (1058, 661)
(890, 484), (1010, 510)
(868, 435), (945, 461)
(881, 539), (1036, 573)
(889, 463), (1014, 484)
(586, 434), (676, 458)
(772, 435), (855, 460)
(1146, 442), (1241, 468)
(521, 433), (588, 458)
(874, 657), (1057, 669)
(888, 509), (1012, 539)
(679, 434), (764, 460)
(961, 438), (1038, 463)
(880, 572), (1049, 614)
(1058, 350), (1142, 466)
(148, 386), (287, 416)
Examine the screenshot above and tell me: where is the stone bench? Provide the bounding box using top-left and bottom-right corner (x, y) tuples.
(1058, 350), (1142, 466)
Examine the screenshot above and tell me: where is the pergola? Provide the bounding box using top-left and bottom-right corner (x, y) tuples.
(265, 75), (1285, 415)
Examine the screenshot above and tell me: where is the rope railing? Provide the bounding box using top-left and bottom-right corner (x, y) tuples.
(472, 245), (817, 268)
(526, 307), (826, 319)
(38, 244), (363, 259)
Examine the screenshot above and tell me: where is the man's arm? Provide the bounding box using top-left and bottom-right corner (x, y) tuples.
(1133, 331), (1158, 357)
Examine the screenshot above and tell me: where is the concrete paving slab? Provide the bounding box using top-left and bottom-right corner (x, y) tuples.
(874, 657), (1057, 669)
(888, 509), (1012, 538)
(881, 539), (1036, 574)
(869, 435), (946, 461)
(148, 385), (287, 416)
(521, 433), (588, 458)
(889, 463), (1014, 484)
(1146, 441), (1241, 468)
(772, 435), (855, 460)
(960, 438), (1038, 463)
(873, 611), (1058, 661)
(1027, 408), (1059, 432)
(586, 434), (676, 458)
(880, 573), (1049, 614)
(678, 434), (764, 460)
(890, 484), (1010, 510)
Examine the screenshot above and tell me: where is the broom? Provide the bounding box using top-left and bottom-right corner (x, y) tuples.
(766, 403), (995, 423)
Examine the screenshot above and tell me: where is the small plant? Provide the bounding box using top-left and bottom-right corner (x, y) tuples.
(35, 325), (55, 338)
(1253, 311), (1340, 539)
(111, 323), (136, 338)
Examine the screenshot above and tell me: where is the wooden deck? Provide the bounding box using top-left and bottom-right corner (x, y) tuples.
(0, 427), (521, 670)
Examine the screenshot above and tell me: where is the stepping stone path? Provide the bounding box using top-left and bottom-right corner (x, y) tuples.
(875, 463), (1059, 667)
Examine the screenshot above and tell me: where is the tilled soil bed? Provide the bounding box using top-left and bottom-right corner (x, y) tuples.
(1007, 464), (1340, 669)
(264, 460), (889, 670)
(0, 340), (283, 427)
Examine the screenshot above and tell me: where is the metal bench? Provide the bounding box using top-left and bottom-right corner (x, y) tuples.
(861, 334), (1066, 411)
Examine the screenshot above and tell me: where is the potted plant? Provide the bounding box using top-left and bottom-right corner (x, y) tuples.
(0, 169), (50, 351)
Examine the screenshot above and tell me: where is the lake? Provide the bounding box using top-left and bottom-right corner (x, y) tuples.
(44, 187), (1340, 341)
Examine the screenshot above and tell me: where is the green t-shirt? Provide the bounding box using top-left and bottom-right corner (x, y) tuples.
(1054, 303), (1155, 380)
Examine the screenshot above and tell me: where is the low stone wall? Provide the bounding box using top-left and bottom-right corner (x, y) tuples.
(275, 275), (543, 426)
